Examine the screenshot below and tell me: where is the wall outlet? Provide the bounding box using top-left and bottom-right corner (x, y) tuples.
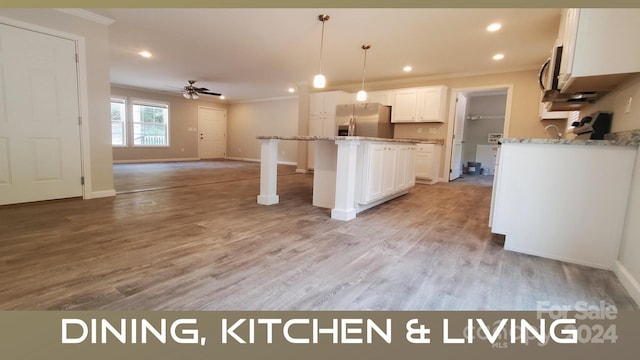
(281, 151), (285, 156)
(429, 128), (437, 134)
(238, 147), (242, 153)
(625, 97), (633, 114)
(181, 148), (184, 152)
(417, 128), (423, 133)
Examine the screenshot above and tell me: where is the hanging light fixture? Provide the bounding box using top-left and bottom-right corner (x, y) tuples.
(183, 92), (199, 100)
(313, 14), (330, 88)
(356, 45), (371, 102)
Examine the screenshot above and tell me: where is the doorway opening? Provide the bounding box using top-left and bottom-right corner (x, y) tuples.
(445, 85), (512, 184)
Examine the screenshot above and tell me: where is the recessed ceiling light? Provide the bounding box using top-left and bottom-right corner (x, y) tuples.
(403, 65), (412, 72)
(219, 95), (225, 100)
(288, 87), (296, 93)
(138, 51), (152, 58)
(487, 23), (502, 32)
(493, 53), (505, 61)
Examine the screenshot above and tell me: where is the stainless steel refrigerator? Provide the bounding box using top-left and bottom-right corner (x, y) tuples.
(335, 103), (394, 138)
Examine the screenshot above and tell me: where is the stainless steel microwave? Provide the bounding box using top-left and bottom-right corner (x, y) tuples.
(538, 43), (562, 93)
(538, 42), (602, 111)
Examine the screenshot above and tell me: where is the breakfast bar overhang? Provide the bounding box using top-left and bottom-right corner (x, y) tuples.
(257, 136), (418, 221)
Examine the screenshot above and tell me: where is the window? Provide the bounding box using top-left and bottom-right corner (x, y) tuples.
(132, 101), (169, 147)
(110, 98), (126, 146)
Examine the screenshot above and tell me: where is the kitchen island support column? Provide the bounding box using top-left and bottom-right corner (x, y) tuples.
(331, 139), (360, 221)
(257, 138), (280, 205)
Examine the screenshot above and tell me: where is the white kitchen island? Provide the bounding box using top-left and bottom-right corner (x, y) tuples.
(256, 136), (418, 221)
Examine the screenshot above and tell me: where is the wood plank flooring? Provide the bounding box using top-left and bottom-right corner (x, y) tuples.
(0, 160), (636, 310)
(113, 159), (297, 193)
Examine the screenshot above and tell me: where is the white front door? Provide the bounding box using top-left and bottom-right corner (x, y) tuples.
(449, 94), (467, 181)
(0, 24), (82, 205)
(198, 107), (226, 159)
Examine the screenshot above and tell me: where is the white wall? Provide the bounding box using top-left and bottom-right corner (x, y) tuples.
(581, 74), (640, 132)
(617, 152), (640, 305)
(111, 85), (226, 162)
(227, 97), (299, 164)
(582, 74), (640, 305)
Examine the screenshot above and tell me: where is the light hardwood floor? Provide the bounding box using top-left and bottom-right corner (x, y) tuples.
(0, 160), (636, 310)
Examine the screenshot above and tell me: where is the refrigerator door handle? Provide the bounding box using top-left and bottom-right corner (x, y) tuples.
(348, 116), (356, 136)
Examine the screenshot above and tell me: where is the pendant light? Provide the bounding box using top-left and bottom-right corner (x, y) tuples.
(356, 45), (371, 102)
(313, 14), (330, 88)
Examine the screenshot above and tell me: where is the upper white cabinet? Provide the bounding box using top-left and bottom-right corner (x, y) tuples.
(391, 86), (447, 123)
(558, 8), (640, 93)
(308, 91), (350, 169)
(309, 90), (350, 117)
(365, 90), (393, 106)
(539, 94), (578, 120)
(392, 89), (418, 122)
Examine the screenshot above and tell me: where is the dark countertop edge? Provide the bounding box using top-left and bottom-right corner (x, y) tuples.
(256, 136), (419, 144)
(499, 138), (640, 147)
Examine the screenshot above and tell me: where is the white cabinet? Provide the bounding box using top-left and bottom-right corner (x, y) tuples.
(558, 8), (640, 93)
(416, 87), (446, 121)
(391, 86), (447, 123)
(364, 144), (385, 202)
(539, 100), (576, 120)
(395, 145), (409, 190)
(395, 144), (417, 190)
(490, 142), (637, 269)
(405, 145), (416, 188)
(415, 143), (441, 184)
(382, 145), (397, 195)
(358, 142), (416, 204)
(392, 88), (418, 122)
(366, 90), (393, 106)
(308, 91), (350, 169)
(310, 90), (349, 117)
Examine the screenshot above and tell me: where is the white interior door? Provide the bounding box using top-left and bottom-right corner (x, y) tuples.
(449, 94), (467, 180)
(198, 107), (226, 159)
(0, 24), (82, 205)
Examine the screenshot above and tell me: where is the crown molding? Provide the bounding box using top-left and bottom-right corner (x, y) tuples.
(55, 9), (116, 26)
(230, 95), (299, 104)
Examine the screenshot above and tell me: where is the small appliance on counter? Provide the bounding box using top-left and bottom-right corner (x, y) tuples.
(571, 111), (612, 140)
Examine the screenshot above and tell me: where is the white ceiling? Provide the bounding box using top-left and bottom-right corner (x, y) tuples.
(92, 8), (561, 102)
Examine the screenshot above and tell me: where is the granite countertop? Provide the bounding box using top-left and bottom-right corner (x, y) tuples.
(400, 138), (445, 145)
(500, 138), (640, 147)
(256, 135), (419, 144)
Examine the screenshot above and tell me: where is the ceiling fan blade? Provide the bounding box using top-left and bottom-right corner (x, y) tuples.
(194, 87), (209, 91)
(198, 91), (221, 96)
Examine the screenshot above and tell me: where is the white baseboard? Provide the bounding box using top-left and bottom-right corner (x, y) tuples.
(86, 190), (116, 199)
(277, 160), (297, 166)
(296, 168), (311, 174)
(613, 260), (640, 307)
(416, 177), (438, 185)
(225, 156), (297, 166)
(113, 158), (199, 164)
(225, 156), (260, 163)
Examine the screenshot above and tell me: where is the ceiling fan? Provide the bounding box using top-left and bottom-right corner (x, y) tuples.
(181, 80), (221, 99)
